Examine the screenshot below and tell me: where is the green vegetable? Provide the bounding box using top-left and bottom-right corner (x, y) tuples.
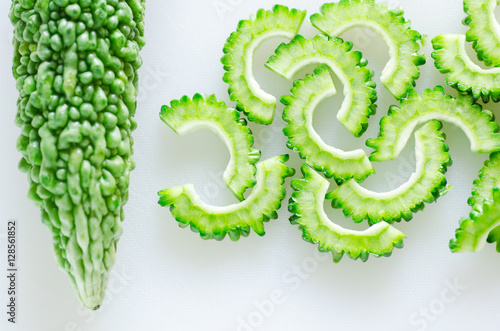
(310, 0), (426, 99)
(10, 0), (146, 310)
(432, 34), (500, 103)
(463, 0), (500, 67)
(281, 64), (373, 183)
(221, 5), (306, 125)
(267, 34), (377, 138)
(451, 152), (500, 252)
(160, 94), (261, 201)
(158, 155), (295, 241)
(329, 120), (452, 224)
(289, 164), (405, 262)
(367, 86), (500, 162)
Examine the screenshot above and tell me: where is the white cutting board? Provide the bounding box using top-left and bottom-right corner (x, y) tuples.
(2, 1), (500, 330)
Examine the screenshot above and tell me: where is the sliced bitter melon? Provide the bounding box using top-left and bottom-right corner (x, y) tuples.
(329, 120), (452, 225)
(266, 34), (377, 137)
(158, 155), (294, 241)
(451, 188), (500, 253)
(367, 86), (500, 162)
(160, 94), (261, 201)
(450, 152), (500, 252)
(432, 34), (500, 103)
(289, 164), (405, 262)
(310, 0), (426, 99)
(463, 0), (500, 67)
(281, 64), (373, 183)
(221, 5), (306, 125)
(467, 152), (500, 218)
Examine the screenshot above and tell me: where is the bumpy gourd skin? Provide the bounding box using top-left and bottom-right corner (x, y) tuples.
(310, 0), (426, 100)
(10, 0), (145, 310)
(451, 153), (500, 253)
(432, 34), (500, 103)
(367, 86), (500, 162)
(463, 0), (500, 67)
(289, 164), (405, 263)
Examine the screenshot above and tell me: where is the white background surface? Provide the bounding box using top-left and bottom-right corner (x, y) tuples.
(2, 0), (500, 330)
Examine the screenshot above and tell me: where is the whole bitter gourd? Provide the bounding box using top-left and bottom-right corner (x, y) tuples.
(10, 0), (146, 310)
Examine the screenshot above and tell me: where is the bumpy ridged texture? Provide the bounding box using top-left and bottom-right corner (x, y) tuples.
(464, 0), (500, 67)
(221, 5), (306, 125)
(10, 0), (146, 310)
(451, 188), (500, 252)
(450, 153), (500, 252)
(281, 64), (373, 183)
(367, 86), (500, 162)
(160, 94), (261, 201)
(158, 155), (295, 241)
(467, 152), (500, 218)
(310, 0), (426, 100)
(432, 34), (500, 103)
(289, 164), (405, 262)
(267, 34), (377, 137)
(329, 120), (452, 224)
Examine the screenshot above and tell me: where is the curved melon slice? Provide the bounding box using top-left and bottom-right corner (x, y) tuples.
(432, 34), (500, 103)
(161, 94), (261, 201)
(221, 5), (306, 124)
(463, 0), (500, 67)
(281, 64), (373, 183)
(367, 86), (500, 162)
(451, 188), (500, 252)
(451, 152), (500, 252)
(266, 34), (377, 138)
(310, 0), (426, 99)
(289, 164), (405, 262)
(159, 155), (295, 241)
(329, 120), (451, 225)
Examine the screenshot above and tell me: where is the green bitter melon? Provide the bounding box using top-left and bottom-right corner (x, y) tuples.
(160, 94), (261, 201)
(310, 0), (426, 99)
(221, 5), (306, 124)
(159, 155), (295, 241)
(329, 120), (452, 224)
(289, 164), (405, 262)
(432, 33), (500, 103)
(451, 152), (500, 252)
(367, 86), (500, 162)
(281, 64), (373, 183)
(267, 34), (377, 138)
(10, 0), (146, 309)
(463, 0), (500, 67)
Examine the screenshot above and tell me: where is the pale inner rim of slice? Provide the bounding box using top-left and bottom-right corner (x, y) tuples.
(392, 113), (478, 158)
(328, 20), (399, 85)
(454, 34), (500, 74)
(344, 128), (428, 199)
(178, 158), (271, 214)
(487, 0), (500, 45)
(312, 169), (400, 236)
(303, 76), (371, 162)
(245, 30), (297, 105)
(174, 120), (237, 192)
(278, 55), (360, 134)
